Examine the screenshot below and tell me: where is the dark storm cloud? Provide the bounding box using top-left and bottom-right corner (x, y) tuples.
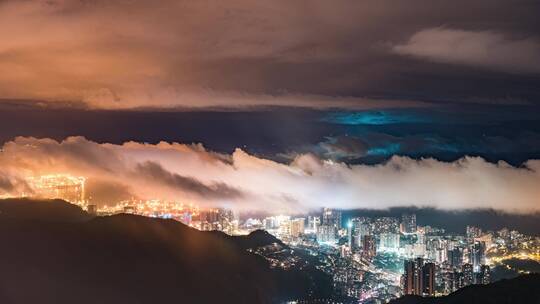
(0, 0), (539, 108)
(134, 161), (244, 200)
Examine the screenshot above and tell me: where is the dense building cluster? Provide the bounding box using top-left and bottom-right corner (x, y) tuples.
(13, 174), (540, 303)
(244, 209), (539, 303)
(25, 174), (86, 206)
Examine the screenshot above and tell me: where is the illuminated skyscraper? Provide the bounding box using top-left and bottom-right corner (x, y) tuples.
(307, 216), (320, 233)
(198, 208), (235, 232)
(349, 216), (372, 253)
(401, 213), (417, 234)
(278, 218), (291, 238)
(469, 241), (486, 272)
(347, 220), (353, 248)
(466, 226), (482, 239)
(322, 208), (342, 229)
(199, 209), (220, 223)
(349, 217), (365, 251)
(361, 235), (376, 260)
(453, 270), (464, 291)
(217, 208), (235, 233)
(422, 262), (436, 296)
(414, 258), (424, 296)
(479, 265), (491, 285)
(290, 218), (305, 238)
(448, 247), (463, 269)
(263, 217), (278, 230)
(404, 260), (416, 295)
(403, 258), (434, 296)
(320, 208), (341, 241)
(317, 224), (336, 244)
(373, 217), (400, 234)
(379, 233), (400, 252)
(462, 263), (474, 287)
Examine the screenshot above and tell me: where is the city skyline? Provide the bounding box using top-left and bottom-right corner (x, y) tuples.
(3, 195), (537, 303)
(0, 0), (539, 303)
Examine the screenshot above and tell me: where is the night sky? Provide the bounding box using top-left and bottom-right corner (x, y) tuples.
(1, 0), (540, 213)
(2, 104), (540, 166)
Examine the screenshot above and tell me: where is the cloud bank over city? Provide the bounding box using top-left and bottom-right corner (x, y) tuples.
(1, 0), (540, 109)
(1, 137), (539, 213)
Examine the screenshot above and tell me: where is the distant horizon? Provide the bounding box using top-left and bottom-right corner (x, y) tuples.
(4, 197), (540, 236)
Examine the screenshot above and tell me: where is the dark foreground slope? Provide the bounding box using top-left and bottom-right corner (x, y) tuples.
(0, 198), (92, 222)
(0, 199), (330, 304)
(390, 274), (540, 304)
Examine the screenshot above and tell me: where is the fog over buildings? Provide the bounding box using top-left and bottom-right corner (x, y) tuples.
(1, 136), (540, 214)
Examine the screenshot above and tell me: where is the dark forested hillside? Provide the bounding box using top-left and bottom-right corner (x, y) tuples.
(0, 199), (330, 304)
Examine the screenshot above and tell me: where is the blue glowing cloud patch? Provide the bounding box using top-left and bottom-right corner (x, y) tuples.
(322, 111), (430, 125)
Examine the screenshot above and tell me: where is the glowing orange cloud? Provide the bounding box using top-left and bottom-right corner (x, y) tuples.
(0, 136), (539, 214)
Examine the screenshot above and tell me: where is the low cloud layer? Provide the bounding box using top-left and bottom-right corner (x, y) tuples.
(135, 161), (243, 200)
(0, 136), (539, 213)
(0, 171), (31, 195)
(394, 28), (540, 73)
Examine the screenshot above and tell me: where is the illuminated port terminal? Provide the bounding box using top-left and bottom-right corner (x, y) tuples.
(25, 174), (87, 207)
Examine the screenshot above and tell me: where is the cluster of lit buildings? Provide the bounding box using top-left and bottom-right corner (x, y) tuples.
(15, 174), (240, 235)
(9, 174), (540, 303)
(96, 199), (239, 234)
(240, 209), (539, 303)
(25, 174), (87, 207)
